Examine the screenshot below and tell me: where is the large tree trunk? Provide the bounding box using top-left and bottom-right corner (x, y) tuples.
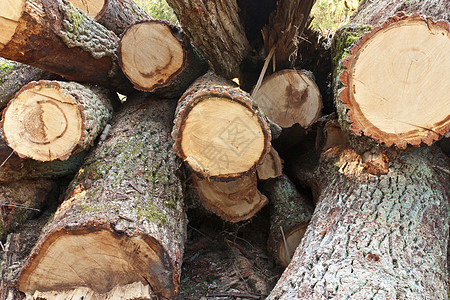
(2, 80), (117, 161)
(0, 0), (134, 94)
(15, 93), (187, 299)
(267, 146), (449, 299)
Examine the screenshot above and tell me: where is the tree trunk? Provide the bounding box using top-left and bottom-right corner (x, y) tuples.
(0, 0), (134, 94)
(165, 0), (250, 79)
(267, 146), (449, 299)
(257, 146), (283, 180)
(118, 20), (208, 98)
(70, 0), (152, 36)
(253, 69), (322, 128)
(0, 58), (56, 110)
(15, 93), (187, 299)
(2, 80), (117, 161)
(172, 72), (271, 181)
(332, 8), (450, 148)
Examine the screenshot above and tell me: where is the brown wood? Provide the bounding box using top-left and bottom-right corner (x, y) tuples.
(16, 93), (186, 299)
(0, 0), (133, 94)
(165, 0), (250, 79)
(253, 69), (322, 128)
(2, 80), (117, 161)
(267, 146), (449, 299)
(172, 72), (271, 181)
(118, 20), (208, 98)
(257, 146), (283, 180)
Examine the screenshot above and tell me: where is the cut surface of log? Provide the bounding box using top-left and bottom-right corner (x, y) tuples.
(2, 80), (115, 161)
(267, 146), (449, 299)
(119, 20), (208, 97)
(257, 146), (283, 180)
(173, 72), (271, 180)
(69, 0), (104, 18)
(16, 94), (186, 299)
(191, 173), (268, 222)
(338, 14), (450, 148)
(253, 69), (322, 128)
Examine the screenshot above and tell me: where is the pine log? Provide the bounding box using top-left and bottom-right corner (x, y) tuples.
(0, 179), (55, 240)
(16, 93), (186, 299)
(191, 173), (268, 223)
(0, 58), (56, 110)
(172, 72), (271, 181)
(333, 12), (450, 148)
(1, 80), (117, 161)
(69, 0), (152, 36)
(267, 146), (449, 299)
(118, 20), (208, 98)
(165, 0), (250, 79)
(253, 69), (322, 128)
(257, 146), (283, 180)
(264, 174), (313, 268)
(0, 0), (133, 94)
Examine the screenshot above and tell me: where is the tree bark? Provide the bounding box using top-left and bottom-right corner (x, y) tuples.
(15, 93), (186, 299)
(2, 80), (117, 161)
(267, 146), (449, 299)
(332, 9), (450, 148)
(118, 20), (208, 98)
(0, 0), (134, 94)
(165, 0), (250, 79)
(172, 72), (271, 181)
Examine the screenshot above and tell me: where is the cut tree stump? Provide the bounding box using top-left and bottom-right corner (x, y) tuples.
(172, 72), (271, 181)
(0, 0), (133, 94)
(165, 0), (250, 79)
(267, 146), (449, 299)
(253, 69), (322, 128)
(257, 146), (283, 180)
(2, 80), (117, 161)
(69, 0), (152, 36)
(333, 13), (450, 148)
(264, 174), (313, 268)
(16, 93), (187, 299)
(118, 20), (208, 98)
(191, 173), (268, 223)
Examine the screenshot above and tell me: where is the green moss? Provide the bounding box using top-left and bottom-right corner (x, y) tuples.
(0, 60), (15, 84)
(137, 200), (169, 226)
(63, 2), (85, 33)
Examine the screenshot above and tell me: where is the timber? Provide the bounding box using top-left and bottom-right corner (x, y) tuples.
(16, 93), (186, 299)
(118, 20), (208, 98)
(2, 80), (116, 161)
(267, 146), (449, 299)
(257, 146), (283, 180)
(0, 0), (133, 94)
(172, 72), (271, 181)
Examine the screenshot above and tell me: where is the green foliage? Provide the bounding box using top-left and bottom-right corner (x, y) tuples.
(134, 0), (178, 24)
(311, 0), (355, 36)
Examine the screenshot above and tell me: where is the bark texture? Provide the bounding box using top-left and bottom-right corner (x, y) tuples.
(0, 0), (133, 94)
(16, 93), (186, 299)
(268, 146), (449, 299)
(165, 0), (250, 78)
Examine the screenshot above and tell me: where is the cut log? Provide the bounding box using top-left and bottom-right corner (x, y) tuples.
(0, 58), (56, 110)
(0, 0), (133, 94)
(1, 80), (117, 161)
(267, 146), (449, 299)
(264, 174), (313, 267)
(0, 179), (55, 240)
(165, 0), (250, 78)
(69, 0), (152, 36)
(333, 12), (450, 148)
(257, 146), (283, 180)
(118, 20), (208, 98)
(191, 173), (268, 223)
(172, 72), (271, 181)
(253, 69), (322, 128)
(16, 93), (186, 299)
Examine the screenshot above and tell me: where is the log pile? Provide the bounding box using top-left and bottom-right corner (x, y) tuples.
(1, 0), (449, 299)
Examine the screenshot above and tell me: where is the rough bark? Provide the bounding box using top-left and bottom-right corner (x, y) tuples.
(172, 72), (271, 181)
(165, 0), (250, 79)
(268, 146), (449, 299)
(2, 80), (117, 161)
(332, 9), (450, 148)
(118, 20), (208, 98)
(0, 0), (134, 94)
(16, 93), (187, 299)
